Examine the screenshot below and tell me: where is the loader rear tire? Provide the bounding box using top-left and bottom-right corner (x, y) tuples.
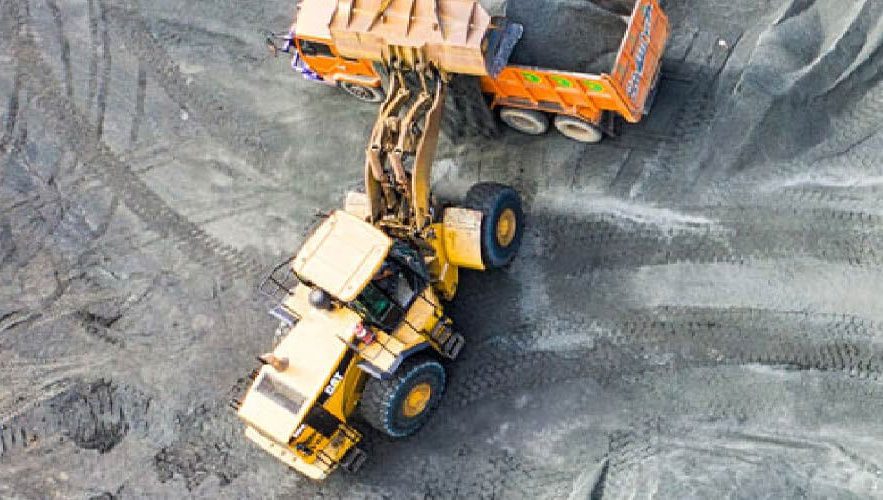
(360, 355), (446, 438)
(465, 182), (525, 269)
(554, 115), (604, 143)
(499, 107), (549, 135)
(339, 82), (385, 103)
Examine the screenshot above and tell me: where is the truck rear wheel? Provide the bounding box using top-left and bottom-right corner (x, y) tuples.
(499, 107), (549, 135)
(360, 355), (445, 438)
(465, 182), (525, 269)
(554, 115), (604, 143)
(339, 82), (385, 103)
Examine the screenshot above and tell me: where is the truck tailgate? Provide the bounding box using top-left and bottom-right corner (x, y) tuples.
(611, 0), (670, 117)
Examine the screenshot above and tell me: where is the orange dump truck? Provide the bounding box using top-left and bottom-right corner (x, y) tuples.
(271, 0), (668, 142)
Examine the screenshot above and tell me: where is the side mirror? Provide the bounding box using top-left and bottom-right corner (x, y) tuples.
(265, 32), (293, 58)
(266, 37), (279, 57)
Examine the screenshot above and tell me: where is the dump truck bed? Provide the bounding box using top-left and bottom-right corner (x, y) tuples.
(288, 0), (668, 131)
(505, 0), (628, 75)
(481, 0), (669, 124)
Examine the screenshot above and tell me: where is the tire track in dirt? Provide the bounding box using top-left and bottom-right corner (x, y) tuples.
(130, 62), (148, 146)
(105, 0), (275, 171)
(44, 0), (73, 102)
(447, 307), (883, 409)
(344, 437), (582, 499)
(0, 65), (22, 153)
(534, 204), (883, 274)
(415, 448), (577, 498)
(0, 379), (151, 460)
(152, 401), (250, 491)
(600, 375), (883, 499)
(6, 3), (262, 280)
(435, 364), (883, 500)
(94, 0), (111, 141)
(608, 28), (741, 196)
(86, 0), (98, 113)
(599, 419), (661, 500)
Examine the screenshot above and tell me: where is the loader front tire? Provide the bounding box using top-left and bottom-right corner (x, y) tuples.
(360, 356), (446, 438)
(465, 182), (525, 269)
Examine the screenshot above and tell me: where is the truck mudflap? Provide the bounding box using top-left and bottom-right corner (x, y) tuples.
(610, 0), (670, 118)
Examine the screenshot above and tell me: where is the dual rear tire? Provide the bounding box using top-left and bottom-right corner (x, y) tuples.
(498, 106), (604, 144)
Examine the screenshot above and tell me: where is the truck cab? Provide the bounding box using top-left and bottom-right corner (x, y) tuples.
(277, 1), (385, 101)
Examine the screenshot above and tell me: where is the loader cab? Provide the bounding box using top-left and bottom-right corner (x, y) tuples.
(285, 210), (429, 336)
(350, 243), (430, 333)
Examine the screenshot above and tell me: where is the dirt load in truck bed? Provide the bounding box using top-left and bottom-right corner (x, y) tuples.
(505, 0), (636, 74)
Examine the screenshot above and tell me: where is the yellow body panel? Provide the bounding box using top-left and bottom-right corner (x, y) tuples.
(394, 294), (437, 344)
(293, 211), (392, 302)
(245, 426), (329, 480)
(239, 284), (368, 477)
(344, 191), (372, 221)
(442, 207), (484, 270)
(355, 292), (441, 375)
(424, 222), (457, 300)
(358, 329), (407, 373)
(238, 303), (360, 434)
(273, 309), (360, 405)
(238, 370), (304, 444)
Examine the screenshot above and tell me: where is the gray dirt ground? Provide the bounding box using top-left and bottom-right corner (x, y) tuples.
(2, 0), (883, 498)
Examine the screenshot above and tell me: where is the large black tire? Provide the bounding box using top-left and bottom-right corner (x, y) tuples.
(554, 115), (604, 143)
(499, 107), (549, 136)
(464, 183), (525, 269)
(339, 82), (385, 103)
(360, 356), (446, 438)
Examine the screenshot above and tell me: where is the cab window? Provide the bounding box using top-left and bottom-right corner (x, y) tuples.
(299, 40), (335, 58)
(352, 282), (402, 332)
(351, 247), (427, 332)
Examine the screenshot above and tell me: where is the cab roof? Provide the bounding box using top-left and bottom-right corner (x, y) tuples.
(293, 210), (392, 302)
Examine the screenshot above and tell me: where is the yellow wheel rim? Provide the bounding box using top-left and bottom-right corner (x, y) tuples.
(496, 208), (517, 248)
(402, 383), (432, 418)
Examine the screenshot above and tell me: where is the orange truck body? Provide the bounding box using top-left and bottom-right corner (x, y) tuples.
(288, 0), (669, 127)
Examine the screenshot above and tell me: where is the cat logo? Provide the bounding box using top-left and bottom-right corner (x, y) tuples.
(324, 371), (344, 396)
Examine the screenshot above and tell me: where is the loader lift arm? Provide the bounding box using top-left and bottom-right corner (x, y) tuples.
(364, 60), (447, 235)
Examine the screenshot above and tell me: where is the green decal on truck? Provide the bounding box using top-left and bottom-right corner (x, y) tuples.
(551, 76), (573, 88)
(521, 72), (541, 84)
(584, 81), (604, 93)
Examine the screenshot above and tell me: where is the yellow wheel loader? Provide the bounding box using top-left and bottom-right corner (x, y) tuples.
(233, 1), (529, 479)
